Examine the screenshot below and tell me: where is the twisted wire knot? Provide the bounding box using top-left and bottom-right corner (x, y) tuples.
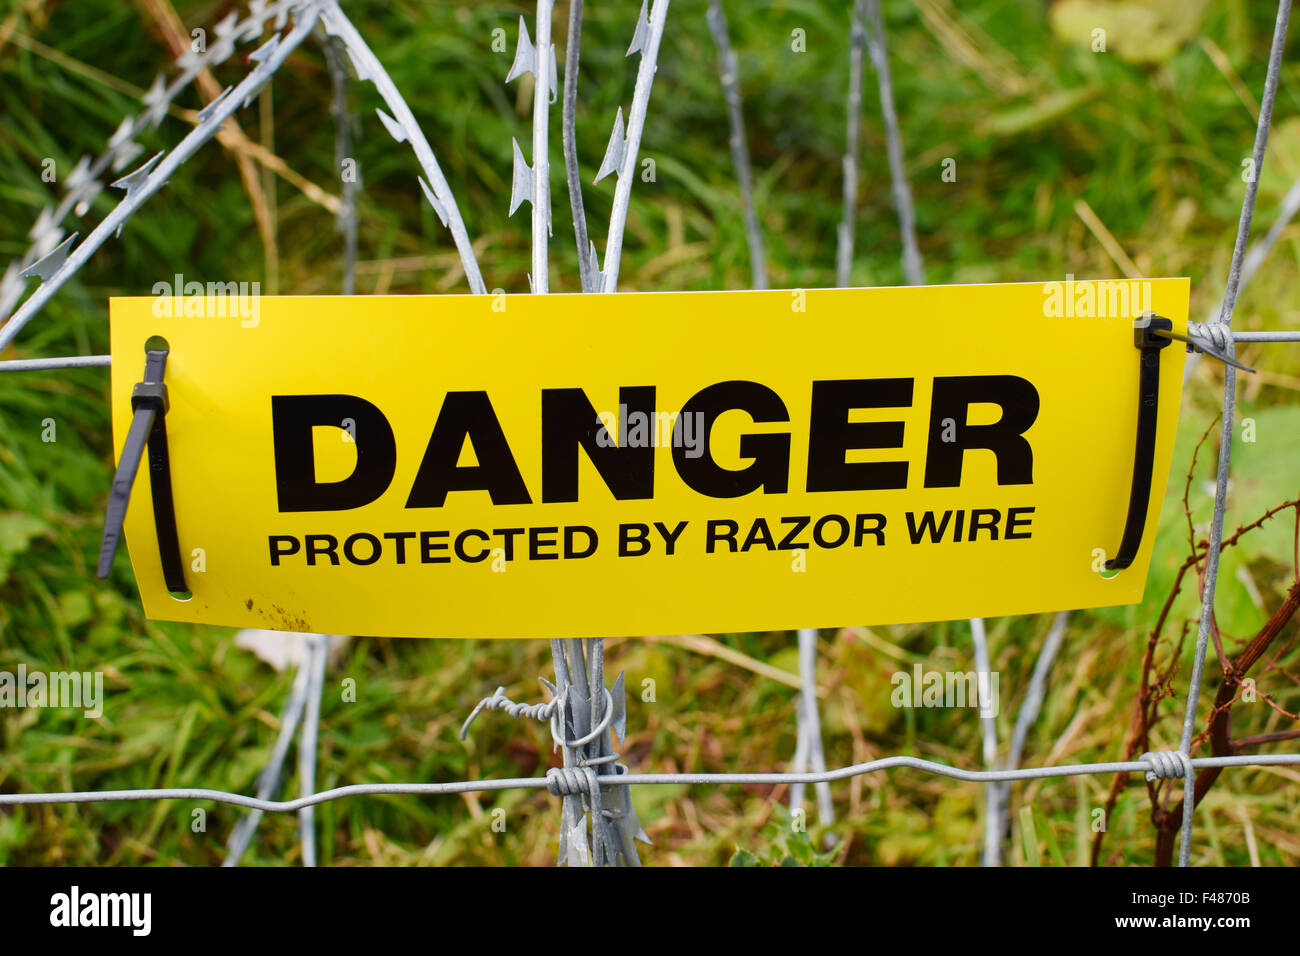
(459, 685), (559, 740)
(546, 766), (599, 797)
(1141, 750), (1191, 782)
(1188, 321), (1232, 351)
(547, 687), (615, 750)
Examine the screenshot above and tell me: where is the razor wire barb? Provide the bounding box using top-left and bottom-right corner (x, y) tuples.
(0, 0), (1298, 869)
(0, 0), (486, 350)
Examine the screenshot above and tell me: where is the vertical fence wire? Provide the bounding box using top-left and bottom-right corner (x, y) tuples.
(297, 634), (328, 866)
(706, 0), (766, 289)
(789, 629), (834, 826)
(740, 0), (831, 828)
(562, 0), (596, 292)
(863, 0), (922, 286)
(222, 647), (313, 866)
(1175, 0), (1293, 868)
(837, 1), (868, 288)
(323, 35), (358, 294)
(1185, 170), (1300, 384)
(989, 609), (1070, 863)
(704, 2), (831, 828)
(547, 640), (583, 864)
(856, 0), (1011, 866)
(514, 0), (592, 862)
(970, 618), (1000, 866)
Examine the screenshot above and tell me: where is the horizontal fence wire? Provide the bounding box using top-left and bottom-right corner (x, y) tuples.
(0, 330), (1295, 375)
(2, 754), (1298, 813)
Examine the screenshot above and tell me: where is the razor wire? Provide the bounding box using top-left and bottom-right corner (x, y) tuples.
(500, 0), (667, 864)
(0, 0), (298, 326)
(0, 0), (1297, 869)
(0, 0), (485, 354)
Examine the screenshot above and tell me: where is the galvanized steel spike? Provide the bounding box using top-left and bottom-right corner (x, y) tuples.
(565, 820), (589, 866)
(249, 34), (283, 64)
(19, 234), (77, 282)
(506, 16), (536, 84)
(594, 107), (626, 183)
(627, 0), (650, 56)
(214, 10), (241, 39)
(110, 151), (166, 194)
(196, 87), (235, 126)
(544, 43), (558, 105)
(611, 670), (627, 746)
(417, 176), (449, 227)
(141, 75), (169, 128)
(509, 137), (534, 215)
(374, 106), (408, 143)
(343, 44), (372, 82)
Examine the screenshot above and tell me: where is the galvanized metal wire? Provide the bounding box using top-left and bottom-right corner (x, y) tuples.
(789, 629), (833, 827)
(970, 617), (1000, 866)
(706, 0), (766, 290)
(2, 753), (1296, 813)
(0, 7), (322, 351)
(562, 0), (596, 293)
(1173, 0), (1292, 868)
(596, 0), (669, 292)
(222, 644), (313, 866)
(863, 0), (922, 286)
(297, 634), (328, 867)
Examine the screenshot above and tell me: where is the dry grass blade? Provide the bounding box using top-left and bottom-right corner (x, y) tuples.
(647, 633), (821, 694)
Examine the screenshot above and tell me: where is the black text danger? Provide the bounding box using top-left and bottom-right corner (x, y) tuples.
(269, 376), (1039, 512)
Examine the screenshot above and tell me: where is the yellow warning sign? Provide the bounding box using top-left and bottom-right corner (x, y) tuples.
(108, 280), (1188, 638)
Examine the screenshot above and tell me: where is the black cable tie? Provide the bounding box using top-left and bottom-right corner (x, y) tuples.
(1106, 315), (1173, 572)
(98, 347), (186, 592)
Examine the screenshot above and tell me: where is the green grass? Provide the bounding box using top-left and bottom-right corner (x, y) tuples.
(1, 0), (1299, 866)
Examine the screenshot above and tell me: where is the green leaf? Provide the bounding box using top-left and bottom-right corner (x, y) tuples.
(787, 834), (815, 863)
(56, 590), (93, 628)
(1020, 805), (1042, 866)
(1049, 0), (1211, 64)
(1041, 811), (1068, 867)
(978, 85), (1100, 137)
(0, 512), (51, 585)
